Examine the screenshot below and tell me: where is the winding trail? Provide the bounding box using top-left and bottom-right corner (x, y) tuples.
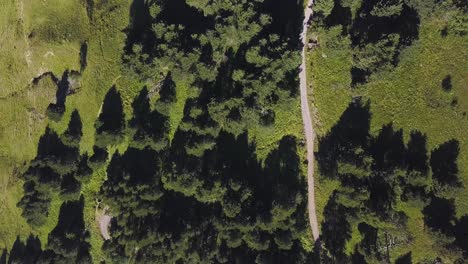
(299, 0), (319, 241)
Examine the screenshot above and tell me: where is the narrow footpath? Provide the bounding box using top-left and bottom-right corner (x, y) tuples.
(299, 0), (319, 241)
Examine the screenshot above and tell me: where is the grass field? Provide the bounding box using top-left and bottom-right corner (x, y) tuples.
(308, 5), (468, 262)
(0, 0), (130, 260)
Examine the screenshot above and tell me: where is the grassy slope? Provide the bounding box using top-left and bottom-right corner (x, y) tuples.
(0, 0), (86, 248)
(0, 0), (310, 260)
(0, 0), (131, 258)
(308, 8), (468, 263)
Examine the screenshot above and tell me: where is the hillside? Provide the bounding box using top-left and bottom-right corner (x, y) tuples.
(0, 0), (466, 263)
(0, 0), (313, 262)
(308, 0), (468, 262)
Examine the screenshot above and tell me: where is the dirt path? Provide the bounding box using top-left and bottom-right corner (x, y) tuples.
(99, 214), (112, 240)
(300, 0), (320, 241)
(16, 0), (32, 67)
(96, 202), (111, 240)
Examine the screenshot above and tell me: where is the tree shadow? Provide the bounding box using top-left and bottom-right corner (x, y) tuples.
(124, 0), (213, 56)
(35, 126), (80, 171)
(62, 109), (83, 146)
(17, 180), (51, 226)
(89, 145), (108, 166)
(263, 135), (304, 201)
(369, 123), (406, 172)
(395, 251), (412, 264)
(158, 191), (216, 240)
(124, 0), (156, 55)
(350, 2), (420, 47)
(44, 196), (92, 263)
(430, 139), (460, 186)
(357, 222), (378, 255)
(454, 215), (468, 257)
(106, 147), (162, 186)
(76, 154), (93, 182)
(60, 173), (81, 200)
(351, 247), (367, 264)
(406, 131), (429, 176)
(96, 86), (125, 135)
(159, 72), (177, 103)
(46, 70), (71, 121)
(130, 86), (169, 146)
(79, 42), (88, 72)
(261, 0), (303, 44)
(321, 191), (352, 261)
(82, 0), (93, 20)
(316, 99), (371, 178)
(1, 249), (5, 264)
(324, 0), (352, 34)
(422, 195), (456, 235)
(7, 235), (42, 264)
(366, 172), (396, 215)
(350, 67), (369, 86)
(347, 1), (420, 84)
(442, 75), (452, 91)
(157, 0), (212, 35)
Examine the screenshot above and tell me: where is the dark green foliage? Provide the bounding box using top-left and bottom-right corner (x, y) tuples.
(129, 86), (169, 148)
(75, 154), (92, 182)
(319, 0), (421, 84)
(39, 196), (92, 263)
(17, 181), (51, 227)
(430, 139), (460, 186)
(101, 130), (312, 262)
(101, 147), (164, 256)
(62, 109), (83, 146)
(100, 0), (316, 261)
(34, 127), (80, 173)
(18, 121), (90, 227)
(370, 124), (406, 172)
(423, 196), (456, 234)
(262, 0), (304, 41)
(367, 174), (396, 214)
(95, 86), (125, 143)
(316, 99), (371, 178)
(123, 0), (303, 152)
(321, 192), (351, 261)
(260, 109), (276, 126)
(60, 173), (81, 201)
(23, 165), (61, 189)
(358, 222), (379, 255)
(316, 100), (463, 260)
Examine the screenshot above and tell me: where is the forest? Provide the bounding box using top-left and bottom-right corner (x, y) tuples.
(0, 0), (466, 263)
(2, 0), (314, 263)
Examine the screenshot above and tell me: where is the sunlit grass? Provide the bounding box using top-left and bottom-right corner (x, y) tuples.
(308, 8), (468, 263)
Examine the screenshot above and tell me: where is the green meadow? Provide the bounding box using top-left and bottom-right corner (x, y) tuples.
(308, 1), (468, 262)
